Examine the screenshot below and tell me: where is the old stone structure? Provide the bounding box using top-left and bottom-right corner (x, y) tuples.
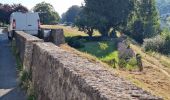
(15, 31), (43, 72)
(39, 28), (65, 45)
(50, 29), (65, 46)
(14, 31), (162, 100)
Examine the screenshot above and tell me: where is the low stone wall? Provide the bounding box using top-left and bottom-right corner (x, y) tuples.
(14, 31), (161, 100)
(15, 31), (43, 72)
(31, 42), (161, 100)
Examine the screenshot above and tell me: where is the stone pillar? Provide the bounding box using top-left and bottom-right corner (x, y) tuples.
(50, 29), (65, 46)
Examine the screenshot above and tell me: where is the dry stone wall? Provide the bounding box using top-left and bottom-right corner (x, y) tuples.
(31, 42), (161, 100)
(15, 31), (162, 100)
(15, 31), (43, 72)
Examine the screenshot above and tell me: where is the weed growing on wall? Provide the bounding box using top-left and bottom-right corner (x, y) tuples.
(11, 40), (37, 100)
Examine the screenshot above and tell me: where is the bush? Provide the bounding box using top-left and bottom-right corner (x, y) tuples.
(143, 34), (170, 55)
(99, 42), (109, 50)
(67, 37), (85, 48)
(128, 58), (137, 66)
(142, 35), (165, 52)
(118, 59), (127, 68)
(162, 34), (170, 54)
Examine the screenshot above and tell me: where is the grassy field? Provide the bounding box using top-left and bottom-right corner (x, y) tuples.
(79, 41), (118, 67)
(41, 25), (100, 37)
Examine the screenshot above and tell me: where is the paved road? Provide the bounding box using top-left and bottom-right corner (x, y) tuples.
(0, 29), (26, 100)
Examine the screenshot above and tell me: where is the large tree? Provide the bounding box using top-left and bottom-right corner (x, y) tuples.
(75, 8), (96, 38)
(33, 2), (60, 24)
(84, 0), (133, 37)
(125, 0), (160, 43)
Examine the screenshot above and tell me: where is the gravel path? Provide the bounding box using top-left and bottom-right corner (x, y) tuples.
(0, 29), (26, 100)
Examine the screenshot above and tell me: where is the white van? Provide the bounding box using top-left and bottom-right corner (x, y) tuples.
(8, 12), (40, 39)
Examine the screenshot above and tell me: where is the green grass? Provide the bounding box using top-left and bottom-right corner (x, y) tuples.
(79, 41), (119, 67)
(11, 40), (23, 71)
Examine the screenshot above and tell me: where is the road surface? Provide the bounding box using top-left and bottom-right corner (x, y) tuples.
(0, 29), (26, 100)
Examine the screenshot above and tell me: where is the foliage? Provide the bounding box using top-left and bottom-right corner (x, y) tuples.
(0, 3), (28, 24)
(61, 5), (81, 24)
(143, 27), (170, 55)
(79, 40), (119, 68)
(118, 59), (127, 68)
(143, 35), (165, 52)
(125, 0), (160, 43)
(128, 58), (137, 66)
(33, 2), (60, 24)
(75, 8), (95, 38)
(67, 37), (85, 48)
(84, 0), (133, 37)
(11, 40), (36, 100)
(99, 42), (109, 50)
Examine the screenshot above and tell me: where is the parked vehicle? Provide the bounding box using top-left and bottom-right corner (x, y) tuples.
(8, 12), (40, 40)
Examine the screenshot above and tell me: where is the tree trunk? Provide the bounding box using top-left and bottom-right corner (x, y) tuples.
(111, 29), (117, 38)
(87, 28), (93, 40)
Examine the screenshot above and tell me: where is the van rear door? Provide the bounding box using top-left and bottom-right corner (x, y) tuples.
(14, 13), (27, 30)
(26, 13), (39, 31)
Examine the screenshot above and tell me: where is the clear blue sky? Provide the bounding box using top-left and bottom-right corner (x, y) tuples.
(1, 0), (84, 16)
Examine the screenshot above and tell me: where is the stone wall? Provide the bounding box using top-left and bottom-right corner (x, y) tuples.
(15, 31), (43, 72)
(15, 31), (162, 100)
(31, 42), (161, 100)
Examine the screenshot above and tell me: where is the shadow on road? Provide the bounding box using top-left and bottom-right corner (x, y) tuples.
(0, 29), (26, 100)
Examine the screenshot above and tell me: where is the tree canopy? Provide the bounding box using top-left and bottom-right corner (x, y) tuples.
(61, 5), (81, 23)
(125, 0), (160, 43)
(33, 2), (60, 24)
(0, 3), (28, 24)
(83, 0), (133, 37)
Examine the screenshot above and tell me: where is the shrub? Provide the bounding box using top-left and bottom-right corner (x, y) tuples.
(143, 34), (170, 55)
(118, 59), (127, 68)
(142, 35), (165, 52)
(67, 37), (85, 48)
(128, 58), (137, 66)
(162, 34), (170, 54)
(99, 42), (109, 50)
(19, 71), (30, 90)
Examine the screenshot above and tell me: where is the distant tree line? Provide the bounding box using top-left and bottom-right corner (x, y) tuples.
(0, 2), (60, 25)
(61, 5), (81, 24)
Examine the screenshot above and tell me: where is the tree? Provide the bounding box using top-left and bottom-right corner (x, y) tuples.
(12, 4), (28, 13)
(33, 2), (60, 24)
(0, 3), (28, 24)
(125, 0), (160, 43)
(84, 0), (133, 37)
(75, 8), (95, 38)
(61, 5), (81, 23)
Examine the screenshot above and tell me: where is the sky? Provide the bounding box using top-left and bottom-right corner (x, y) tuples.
(0, 0), (84, 16)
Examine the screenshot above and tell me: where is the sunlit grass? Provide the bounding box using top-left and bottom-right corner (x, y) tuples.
(78, 41), (118, 67)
